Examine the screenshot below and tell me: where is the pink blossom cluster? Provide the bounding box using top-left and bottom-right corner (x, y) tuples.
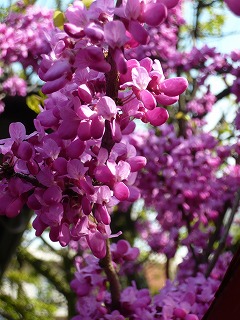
(70, 239), (232, 319)
(0, 3), (54, 112)
(125, 3), (185, 61)
(131, 125), (240, 258)
(1, 75), (27, 97)
(153, 252), (232, 320)
(71, 239), (140, 320)
(0, 0), (187, 260)
(0, 3), (53, 70)
(186, 89), (216, 118)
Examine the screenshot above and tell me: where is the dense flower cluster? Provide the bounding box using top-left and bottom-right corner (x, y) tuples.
(132, 125), (240, 259)
(0, 3), (53, 69)
(0, 0), (239, 319)
(70, 240), (232, 320)
(153, 252), (233, 320)
(71, 239), (140, 320)
(0, 3), (54, 112)
(126, 4), (185, 61)
(2, 75), (27, 97)
(0, 0), (187, 259)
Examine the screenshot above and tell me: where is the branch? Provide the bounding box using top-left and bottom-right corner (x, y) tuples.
(100, 239), (121, 311)
(215, 87), (231, 101)
(201, 202), (230, 264)
(205, 189), (240, 278)
(165, 257), (170, 279)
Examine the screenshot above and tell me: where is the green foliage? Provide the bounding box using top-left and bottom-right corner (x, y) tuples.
(53, 10), (65, 29)
(199, 6), (226, 37)
(0, 231), (75, 319)
(26, 93), (45, 114)
(0, 8), (8, 22)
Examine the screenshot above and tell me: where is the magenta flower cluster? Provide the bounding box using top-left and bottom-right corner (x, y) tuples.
(70, 240), (232, 319)
(132, 125), (240, 258)
(0, 3), (55, 111)
(0, 3), (53, 69)
(0, 0), (187, 260)
(71, 239), (140, 319)
(1, 1), (239, 319)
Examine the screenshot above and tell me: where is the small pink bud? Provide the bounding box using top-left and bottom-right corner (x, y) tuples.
(173, 308), (187, 318)
(42, 75), (68, 94)
(87, 230), (107, 259)
(78, 84), (92, 103)
(64, 23), (84, 38)
(66, 139), (85, 159)
(139, 89), (156, 110)
(114, 182), (130, 201)
(96, 204), (111, 225)
(128, 20), (150, 45)
(160, 0), (180, 9)
(59, 223), (71, 247)
(43, 60), (70, 82)
(97, 96), (117, 120)
(127, 156), (147, 172)
(6, 198), (23, 218)
(82, 196), (92, 215)
(155, 93), (179, 106)
(77, 120), (91, 141)
(117, 240), (130, 255)
(27, 159), (39, 175)
(143, 3), (167, 26)
(146, 107), (169, 126)
(17, 141), (33, 160)
(159, 77), (188, 97)
(52, 157), (68, 175)
(90, 115), (105, 139)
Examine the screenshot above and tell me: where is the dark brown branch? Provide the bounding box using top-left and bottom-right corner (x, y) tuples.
(215, 87), (231, 101)
(202, 202), (230, 264)
(166, 258), (170, 279)
(100, 239), (121, 311)
(205, 189), (240, 278)
(100, 1), (122, 310)
(14, 172), (45, 188)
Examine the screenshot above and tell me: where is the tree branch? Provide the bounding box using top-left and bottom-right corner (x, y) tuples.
(100, 239), (121, 311)
(205, 189), (240, 278)
(215, 87), (231, 101)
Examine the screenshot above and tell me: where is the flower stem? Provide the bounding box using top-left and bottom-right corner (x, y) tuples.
(100, 239), (121, 311)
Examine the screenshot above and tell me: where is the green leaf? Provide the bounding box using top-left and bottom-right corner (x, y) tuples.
(26, 95), (43, 114)
(82, 0), (94, 8)
(53, 10), (65, 30)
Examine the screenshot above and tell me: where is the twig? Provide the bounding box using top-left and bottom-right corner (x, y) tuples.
(215, 87), (231, 101)
(201, 203), (229, 264)
(205, 189), (240, 277)
(99, 239), (121, 311)
(166, 258), (170, 279)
